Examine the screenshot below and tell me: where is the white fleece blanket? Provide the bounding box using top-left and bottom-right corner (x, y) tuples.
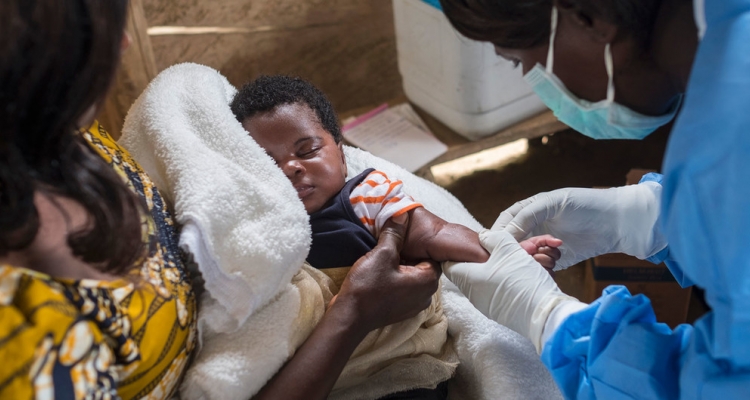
(120, 63), (561, 400)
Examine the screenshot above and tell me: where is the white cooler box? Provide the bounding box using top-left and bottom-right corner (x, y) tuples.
(393, 0), (546, 140)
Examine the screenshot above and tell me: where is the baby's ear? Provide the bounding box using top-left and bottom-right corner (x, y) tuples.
(338, 142), (348, 175)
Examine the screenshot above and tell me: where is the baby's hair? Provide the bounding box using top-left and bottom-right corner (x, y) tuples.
(231, 75), (342, 143)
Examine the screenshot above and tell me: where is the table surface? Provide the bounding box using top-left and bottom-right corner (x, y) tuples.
(339, 97), (568, 180)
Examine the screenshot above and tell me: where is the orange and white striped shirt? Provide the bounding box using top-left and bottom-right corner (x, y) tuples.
(349, 170), (422, 238)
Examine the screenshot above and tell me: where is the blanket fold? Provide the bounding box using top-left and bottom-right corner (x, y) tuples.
(120, 63), (310, 329)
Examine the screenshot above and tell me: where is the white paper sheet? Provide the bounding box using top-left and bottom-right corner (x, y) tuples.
(342, 104), (447, 172)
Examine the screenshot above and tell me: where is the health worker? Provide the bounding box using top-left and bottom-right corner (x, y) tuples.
(438, 0), (750, 398)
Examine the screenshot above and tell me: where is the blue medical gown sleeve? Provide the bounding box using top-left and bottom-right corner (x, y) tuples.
(639, 173), (695, 288)
(542, 1), (750, 398)
(661, 0), (750, 369)
(541, 286), (691, 399)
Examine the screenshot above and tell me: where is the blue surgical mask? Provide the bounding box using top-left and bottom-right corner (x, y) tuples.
(524, 7), (681, 140)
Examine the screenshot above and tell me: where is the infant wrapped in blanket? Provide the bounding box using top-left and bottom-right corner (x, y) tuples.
(230, 76), (562, 399)
(120, 63), (564, 400)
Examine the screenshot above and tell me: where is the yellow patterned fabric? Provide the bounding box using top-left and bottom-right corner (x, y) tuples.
(0, 123), (197, 399)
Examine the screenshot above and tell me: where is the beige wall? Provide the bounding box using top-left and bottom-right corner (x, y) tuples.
(101, 0), (402, 137)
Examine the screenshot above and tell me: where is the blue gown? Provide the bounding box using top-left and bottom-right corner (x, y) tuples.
(540, 0), (750, 398)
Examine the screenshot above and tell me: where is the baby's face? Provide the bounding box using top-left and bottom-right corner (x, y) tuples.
(243, 102), (347, 214)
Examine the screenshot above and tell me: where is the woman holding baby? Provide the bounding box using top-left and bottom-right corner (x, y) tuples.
(0, 1), (440, 398)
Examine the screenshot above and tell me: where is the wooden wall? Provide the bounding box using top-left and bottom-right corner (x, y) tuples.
(100, 0), (402, 138)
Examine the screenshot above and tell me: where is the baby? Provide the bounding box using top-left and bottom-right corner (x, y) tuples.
(230, 75), (560, 399)
(230, 75), (559, 271)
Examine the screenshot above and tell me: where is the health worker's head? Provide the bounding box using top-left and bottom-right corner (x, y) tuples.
(440, 0), (692, 138)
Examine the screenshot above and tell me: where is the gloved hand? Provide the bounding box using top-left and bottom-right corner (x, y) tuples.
(493, 182), (667, 269)
(444, 229), (579, 353)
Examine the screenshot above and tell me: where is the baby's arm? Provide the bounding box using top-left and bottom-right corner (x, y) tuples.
(400, 208), (562, 270)
(352, 170), (560, 265)
(400, 207), (490, 263)
(348, 171), (487, 263)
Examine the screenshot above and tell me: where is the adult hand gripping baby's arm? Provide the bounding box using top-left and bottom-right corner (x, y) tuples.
(493, 183), (667, 269)
(444, 229), (580, 353)
(340, 213), (442, 329)
(253, 213), (441, 400)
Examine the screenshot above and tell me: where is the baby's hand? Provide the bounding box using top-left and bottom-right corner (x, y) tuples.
(518, 235), (562, 275)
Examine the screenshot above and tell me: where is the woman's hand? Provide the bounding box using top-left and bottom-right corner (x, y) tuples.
(254, 213), (441, 400)
(494, 183), (667, 269)
(336, 213), (442, 333)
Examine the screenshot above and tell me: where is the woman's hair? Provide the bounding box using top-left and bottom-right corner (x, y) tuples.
(0, 0), (146, 274)
(439, 0), (661, 49)
(231, 75), (343, 143)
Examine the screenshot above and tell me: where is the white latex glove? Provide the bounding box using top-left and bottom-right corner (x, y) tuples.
(493, 182), (667, 269)
(444, 229), (580, 353)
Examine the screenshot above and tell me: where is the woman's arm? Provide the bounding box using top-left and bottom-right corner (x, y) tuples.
(253, 215), (441, 399)
(251, 298), (372, 399)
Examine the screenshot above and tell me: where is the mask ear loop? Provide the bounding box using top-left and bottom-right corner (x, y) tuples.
(545, 7), (559, 74)
(604, 43), (615, 103)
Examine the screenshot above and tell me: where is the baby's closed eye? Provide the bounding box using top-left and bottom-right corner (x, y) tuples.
(298, 146), (321, 158)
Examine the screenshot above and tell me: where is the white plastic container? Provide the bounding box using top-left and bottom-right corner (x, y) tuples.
(392, 0), (547, 140)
